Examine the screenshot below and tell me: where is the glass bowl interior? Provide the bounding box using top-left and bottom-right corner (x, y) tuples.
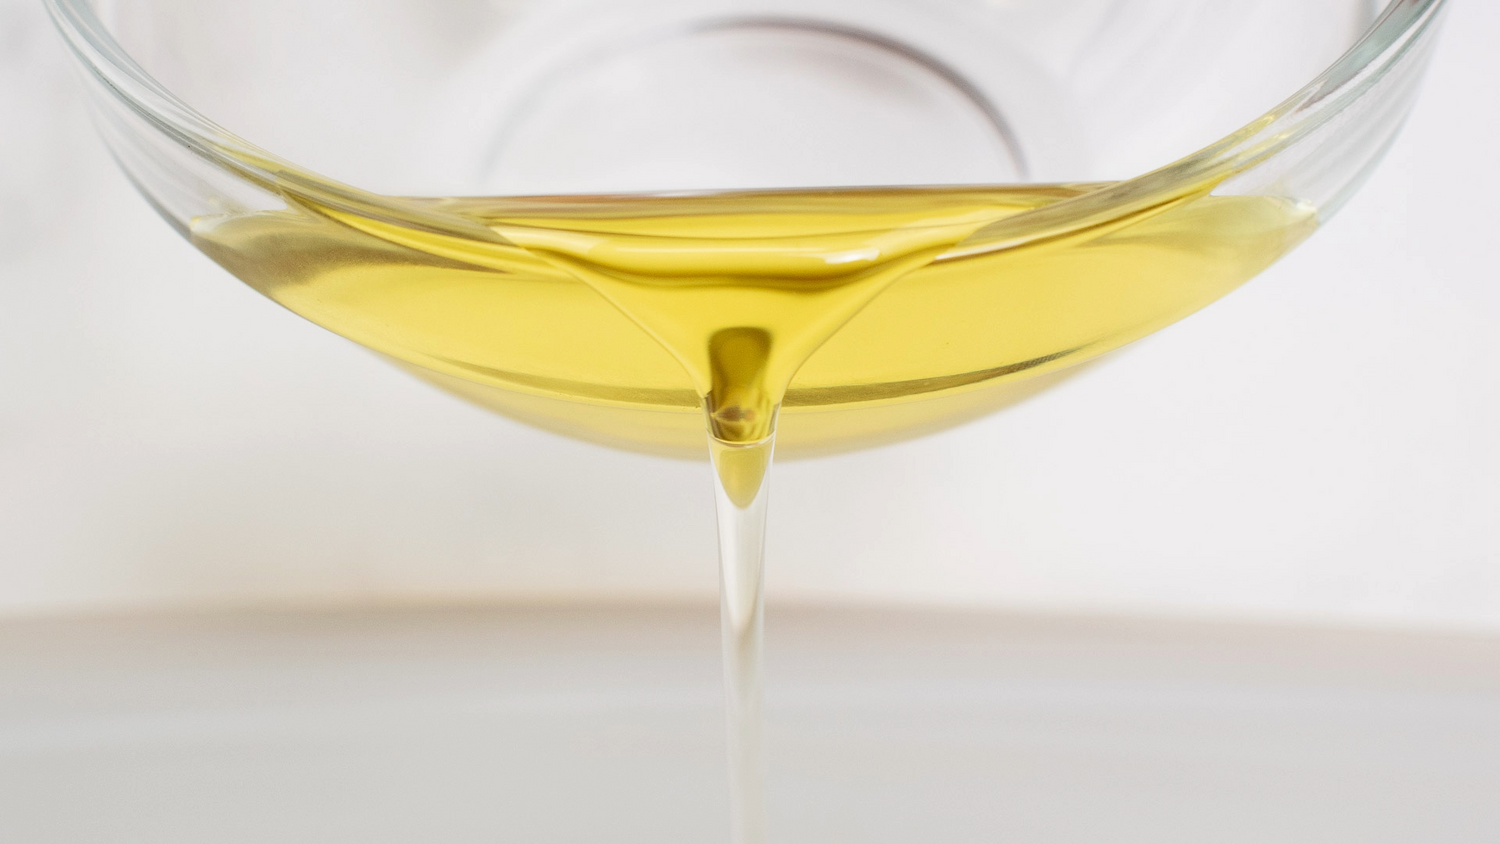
(59, 0), (1429, 199)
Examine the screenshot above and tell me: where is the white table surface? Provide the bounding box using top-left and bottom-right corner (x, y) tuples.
(2, 604), (1497, 843)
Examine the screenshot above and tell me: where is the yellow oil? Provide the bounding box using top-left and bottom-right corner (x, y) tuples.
(192, 184), (1315, 469)
(191, 179), (1314, 843)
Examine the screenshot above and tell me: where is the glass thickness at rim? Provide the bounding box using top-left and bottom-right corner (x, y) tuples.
(46, 0), (1444, 233)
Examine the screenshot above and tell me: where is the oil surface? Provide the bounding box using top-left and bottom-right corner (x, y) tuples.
(193, 184), (1315, 461)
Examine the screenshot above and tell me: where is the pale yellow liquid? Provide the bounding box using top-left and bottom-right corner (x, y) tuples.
(192, 184), (1316, 471)
(192, 181), (1312, 843)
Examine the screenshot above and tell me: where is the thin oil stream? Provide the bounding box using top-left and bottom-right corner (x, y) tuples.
(713, 434), (773, 844)
(191, 183), (1315, 844)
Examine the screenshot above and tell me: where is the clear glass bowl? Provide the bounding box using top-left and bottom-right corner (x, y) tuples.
(45, 0), (1447, 457)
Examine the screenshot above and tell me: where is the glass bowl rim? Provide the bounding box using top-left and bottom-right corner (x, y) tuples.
(43, 0), (1446, 238)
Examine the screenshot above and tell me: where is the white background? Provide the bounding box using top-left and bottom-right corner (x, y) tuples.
(1, 0), (1497, 628)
